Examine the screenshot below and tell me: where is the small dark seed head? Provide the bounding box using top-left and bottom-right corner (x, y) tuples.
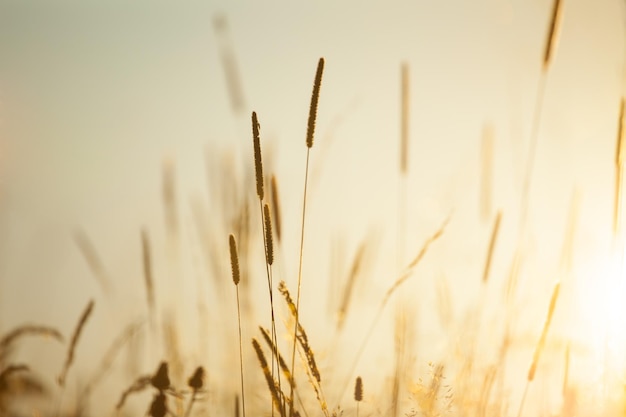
(354, 376), (363, 402)
(229, 234), (240, 285)
(151, 362), (170, 391)
(149, 392), (167, 417)
(188, 366), (205, 390)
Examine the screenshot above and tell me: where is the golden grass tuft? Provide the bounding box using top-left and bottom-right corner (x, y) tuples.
(57, 299), (95, 387)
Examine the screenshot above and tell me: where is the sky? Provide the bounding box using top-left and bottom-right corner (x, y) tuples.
(0, 0), (625, 413)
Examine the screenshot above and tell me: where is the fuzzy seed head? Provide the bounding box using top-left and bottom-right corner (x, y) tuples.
(354, 376), (363, 402)
(229, 234), (240, 285)
(252, 111), (264, 200)
(306, 58), (325, 148)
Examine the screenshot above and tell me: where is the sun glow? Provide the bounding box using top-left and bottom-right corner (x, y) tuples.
(579, 244), (626, 389)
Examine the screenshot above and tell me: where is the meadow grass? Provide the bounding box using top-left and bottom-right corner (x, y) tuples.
(3, 3), (626, 416)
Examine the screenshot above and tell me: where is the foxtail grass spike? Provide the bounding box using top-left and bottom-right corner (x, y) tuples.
(229, 234), (241, 285)
(306, 58), (325, 148)
(354, 376), (363, 401)
(264, 203), (274, 265)
(252, 111), (264, 200)
(271, 175), (283, 242)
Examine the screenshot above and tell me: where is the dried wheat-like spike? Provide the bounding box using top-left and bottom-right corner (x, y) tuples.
(263, 203), (274, 265)
(0, 325), (63, 352)
(354, 376), (363, 402)
(400, 62), (409, 174)
(279, 281), (297, 318)
(278, 281), (320, 382)
(528, 282), (560, 381)
(252, 338), (285, 416)
(482, 211), (502, 284)
(141, 229), (155, 316)
(162, 157), (179, 238)
(229, 234), (241, 285)
(296, 331), (320, 383)
(542, 0), (563, 70)
(260, 327), (294, 387)
(252, 111), (264, 200)
(306, 58), (325, 148)
(271, 175), (283, 242)
(116, 375), (152, 409)
(58, 299), (95, 386)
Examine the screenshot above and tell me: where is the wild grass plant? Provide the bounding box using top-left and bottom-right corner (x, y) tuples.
(2, 1), (626, 416)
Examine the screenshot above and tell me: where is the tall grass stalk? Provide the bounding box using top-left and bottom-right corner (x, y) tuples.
(290, 57), (325, 417)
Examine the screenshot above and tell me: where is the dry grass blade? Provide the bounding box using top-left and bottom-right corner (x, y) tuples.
(212, 14), (246, 115)
(306, 58), (325, 148)
(400, 62), (409, 174)
(73, 229), (113, 295)
(337, 241), (367, 330)
(260, 327), (294, 388)
(528, 282), (560, 381)
(542, 0), (563, 70)
(264, 203), (274, 266)
(81, 320), (144, 398)
(0, 325), (63, 352)
(271, 175), (283, 242)
(252, 111), (264, 201)
(482, 211), (502, 284)
(0, 364), (29, 383)
(141, 229), (155, 317)
(116, 375), (152, 410)
(162, 157), (179, 239)
(229, 234), (241, 285)
(252, 338), (285, 417)
(480, 123), (494, 222)
(614, 98), (625, 233)
(58, 299), (95, 386)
